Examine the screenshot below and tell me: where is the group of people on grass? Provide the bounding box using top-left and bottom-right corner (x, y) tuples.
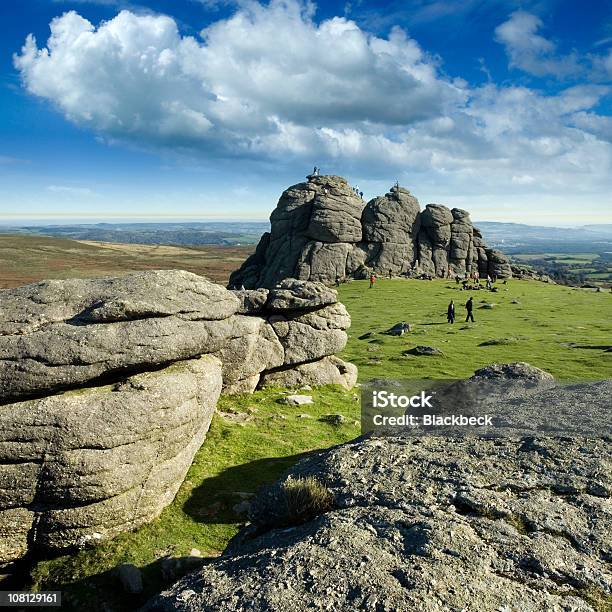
(359, 271), (479, 323)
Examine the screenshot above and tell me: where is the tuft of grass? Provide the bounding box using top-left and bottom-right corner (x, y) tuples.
(280, 476), (334, 526)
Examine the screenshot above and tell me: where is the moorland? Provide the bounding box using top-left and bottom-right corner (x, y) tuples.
(5, 238), (608, 610)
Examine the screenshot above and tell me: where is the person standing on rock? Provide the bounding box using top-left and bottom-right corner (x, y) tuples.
(447, 300), (455, 324)
(465, 296), (475, 322)
(369, 273), (376, 289)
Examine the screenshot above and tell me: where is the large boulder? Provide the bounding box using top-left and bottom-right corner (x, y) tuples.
(306, 176), (365, 243)
(146, 375), (611, 611)
(0, 355), (221, 564)
(0, 272), (357, 562)
(0, 270), (240, 402)
(230, 175), (510, 287)
(361, 186), (420, 244)
(259, 356), (358, 390)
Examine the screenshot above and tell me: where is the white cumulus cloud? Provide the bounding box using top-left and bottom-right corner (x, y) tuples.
(14, 3), (463, 157)
(12, 2), (612, 205)
(494, 11), (581, 78)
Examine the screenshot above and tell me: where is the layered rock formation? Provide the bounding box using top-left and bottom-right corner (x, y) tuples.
(0, 271), (355, 563)
(147, 368), (611, 612)
(230, 175), (512, 288)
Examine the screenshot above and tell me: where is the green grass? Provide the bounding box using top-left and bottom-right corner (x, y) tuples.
(27, 278), (611, 609)
(29, 387), (359, 610)
(512, 252), (598, 263)
(338, 278), (611, 380)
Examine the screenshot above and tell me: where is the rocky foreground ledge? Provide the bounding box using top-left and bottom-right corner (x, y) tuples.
(148, 373), (611, 612)
(0, 271), (356, 564)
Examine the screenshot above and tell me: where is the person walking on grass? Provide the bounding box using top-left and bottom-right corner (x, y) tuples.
(447, 300), (455, 324)
(369, 273), (376, 289)
(465, 296), (475, 322)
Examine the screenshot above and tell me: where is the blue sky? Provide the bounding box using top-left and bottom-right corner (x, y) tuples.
(0, 0), (611, 224)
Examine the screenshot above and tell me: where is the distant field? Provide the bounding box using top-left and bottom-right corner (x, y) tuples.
(0, 234), (254, 288)
(511, 252), (612, 285)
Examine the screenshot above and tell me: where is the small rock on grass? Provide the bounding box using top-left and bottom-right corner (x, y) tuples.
(358, 332), (374, 340)
(281, 395), (314, 406)
(319, 414), (346, 425)
(403, 346), (444, 357)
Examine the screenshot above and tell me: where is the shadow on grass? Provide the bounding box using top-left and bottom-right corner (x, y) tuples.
(572, 344), (612, 351)
(29, 551), (221, 612)
(27, 453), (316, 612)
(183, 451), (312, 525)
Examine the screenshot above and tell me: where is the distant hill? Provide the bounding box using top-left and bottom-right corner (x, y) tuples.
(2, 219), (611, 256)
(475, 221), (612, 254)
(0, 221), (270, 247)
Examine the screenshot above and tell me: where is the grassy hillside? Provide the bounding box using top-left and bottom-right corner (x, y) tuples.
(0, 234), (253, 288)
(339, 278), (611, 381)
(25, 277), (611, 610)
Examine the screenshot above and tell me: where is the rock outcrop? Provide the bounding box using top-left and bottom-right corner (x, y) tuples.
(0, 271), (355, 563)
(147, 369), (611, 612)
(230, 175), (512, 288)
(0, 356), (221, 563)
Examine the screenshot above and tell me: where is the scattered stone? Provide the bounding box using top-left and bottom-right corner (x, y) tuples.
(217, 411), (254, 425)
(479, 303), (496, 309)
(471, 362), (554, 384)
(260, 357), (357, 390)
(403, 345), (444, 356)
(318, 414), (346, 425)
(358, 332), (374, 340)
(281, 395), (314, 406)
(384, 322), (413, 336)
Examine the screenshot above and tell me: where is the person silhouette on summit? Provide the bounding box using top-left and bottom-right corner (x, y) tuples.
(465, 296), (475, 322)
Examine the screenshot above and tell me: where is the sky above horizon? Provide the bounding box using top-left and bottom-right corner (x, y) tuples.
(1, 0), (611, 225)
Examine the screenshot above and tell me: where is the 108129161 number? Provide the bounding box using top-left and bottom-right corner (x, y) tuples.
(0, 592), (61, 607)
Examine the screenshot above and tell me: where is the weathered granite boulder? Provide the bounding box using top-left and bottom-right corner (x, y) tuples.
(0, 272), (354, 401)
(0, 271), (357, 563)
(230, 175), (511, 287)
(0, 270), (240, 402)
(146, 374), (611, 612)
(419, 204), (454, 278)
(486, 249), (513, 278)
(259, 356), (358, 390)
(0, 355), (221, 564)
